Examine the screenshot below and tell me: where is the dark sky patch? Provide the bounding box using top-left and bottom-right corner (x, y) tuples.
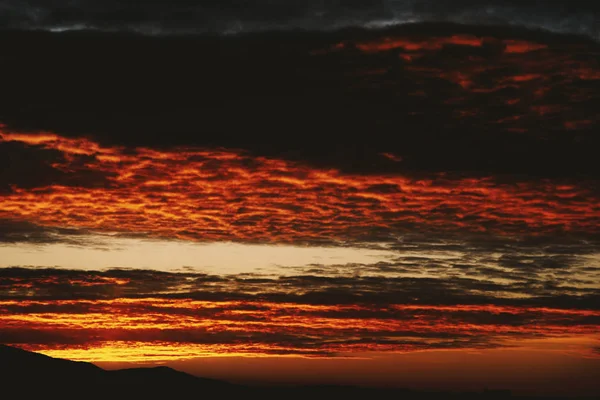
(0, 24), (598, 179)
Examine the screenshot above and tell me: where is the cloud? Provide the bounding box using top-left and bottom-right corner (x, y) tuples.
(0, 4), (597, 369)
(0, 24), (598, 181)
(0, 1), (599, 40)
(1, 228), (598, 304)
(1, 131), (598, 244)
(1, 265), (597, 360)
(0, 219), (93, 245)
(1, 290), (598, 360)
(1, 265), (598, 307)
(0, 139), (117, 194)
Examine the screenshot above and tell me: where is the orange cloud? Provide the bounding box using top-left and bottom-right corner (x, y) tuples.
(0, 131), (598, 243)
(313, 33), (599, 139)
(2, 299), (598, 362)
(351, 35), (490, 53)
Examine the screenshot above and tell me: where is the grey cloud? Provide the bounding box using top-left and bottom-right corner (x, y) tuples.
(0, 219), (93, 246)
(1, 267), (599, 310)
(0, 1), (598, 40)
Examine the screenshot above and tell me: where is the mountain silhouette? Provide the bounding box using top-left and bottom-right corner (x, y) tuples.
(0, 344), (234, 397)
(0, 345), (591, 399)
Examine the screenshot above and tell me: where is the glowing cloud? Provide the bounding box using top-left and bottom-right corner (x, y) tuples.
(1, 131), (598, 244)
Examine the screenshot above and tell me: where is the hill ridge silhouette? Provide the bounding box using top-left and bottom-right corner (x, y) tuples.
(0, 345), (591, 399)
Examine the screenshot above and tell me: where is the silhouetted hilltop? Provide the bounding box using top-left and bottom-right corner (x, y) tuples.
(0, 345), (594, 399)
(0, 344), (233, 396)
(1, 344), (103, 382)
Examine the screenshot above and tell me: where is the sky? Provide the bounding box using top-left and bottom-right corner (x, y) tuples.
(0, 0), (599, 396)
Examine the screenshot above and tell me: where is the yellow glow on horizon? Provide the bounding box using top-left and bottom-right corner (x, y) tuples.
(31, 341), (294, 363)
(25, 335), (600, 364)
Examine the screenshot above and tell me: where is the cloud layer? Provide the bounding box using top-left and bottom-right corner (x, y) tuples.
(1, 267), (599, 361)
(0, 14), (598, 368)
(0, 1), (599, 40)
(0, 25), (598, 179)
(1, 131), (598, 244)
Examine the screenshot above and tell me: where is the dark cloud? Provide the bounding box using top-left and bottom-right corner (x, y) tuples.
(0, 24), (598, 180)
(0, 140), (115, 194)
(0, 1), (598, 40)
(0, 219), (92, 245)
(1, 266), (598, 309)
(2, 266), (598, 357)
(0, 329), (92, 346)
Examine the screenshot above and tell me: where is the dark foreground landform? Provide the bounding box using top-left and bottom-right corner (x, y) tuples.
(0, 345), (595, 400)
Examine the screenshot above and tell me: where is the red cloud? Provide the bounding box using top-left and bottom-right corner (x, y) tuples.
(0, 131), (598, 243)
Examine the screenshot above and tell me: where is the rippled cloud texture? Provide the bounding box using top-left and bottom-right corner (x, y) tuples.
(0, 11), (598, 394)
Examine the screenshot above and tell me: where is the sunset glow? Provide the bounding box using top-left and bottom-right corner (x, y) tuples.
(1, 131), (598, 242)
(4, 299), (598, 362)
(1, 18), (598, 396)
